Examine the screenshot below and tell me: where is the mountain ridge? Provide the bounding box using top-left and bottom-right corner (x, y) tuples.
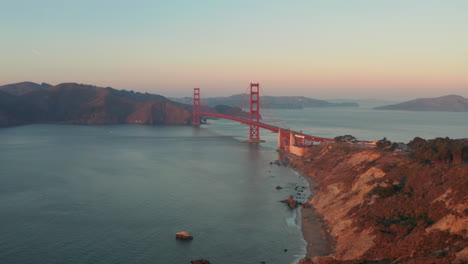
(0, 81), (52, 95)
(0, 82), (192, 127)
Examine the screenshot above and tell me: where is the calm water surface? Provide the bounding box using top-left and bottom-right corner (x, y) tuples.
(0, 108), (466, 264)
(0, 125), (311, 264)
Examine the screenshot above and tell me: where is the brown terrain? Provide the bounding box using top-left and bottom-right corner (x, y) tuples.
(0, 82), (177, 127)
(0, 82), (193, 126)
(375, 95), (468, 112)
(0, 81), (52, 95)
(293, 138), (467, 264)
(0, 82), (251, 127)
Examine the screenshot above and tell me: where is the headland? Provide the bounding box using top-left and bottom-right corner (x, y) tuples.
(288, 137), (467, 263)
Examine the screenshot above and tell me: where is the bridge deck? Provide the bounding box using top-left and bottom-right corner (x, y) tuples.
(199, 112), (334, 142)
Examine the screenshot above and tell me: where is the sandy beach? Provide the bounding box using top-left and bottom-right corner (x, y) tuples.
(300, 174), (333, 259)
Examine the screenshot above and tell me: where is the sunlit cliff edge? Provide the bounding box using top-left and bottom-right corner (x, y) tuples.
(293, 138), (467, 264)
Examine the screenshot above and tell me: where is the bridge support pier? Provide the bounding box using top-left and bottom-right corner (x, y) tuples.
(287, 131), (302, 156)
(290, 131), (295, 147)
(278, 129), (283, 150)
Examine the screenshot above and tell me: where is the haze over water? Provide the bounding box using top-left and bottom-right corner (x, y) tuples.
(0, 108), (466, 264)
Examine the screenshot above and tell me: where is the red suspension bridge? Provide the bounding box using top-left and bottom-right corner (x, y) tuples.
(192, 83), (334, 156)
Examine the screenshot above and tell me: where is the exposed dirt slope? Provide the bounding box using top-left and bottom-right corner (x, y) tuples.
(296, 138), (467, 264)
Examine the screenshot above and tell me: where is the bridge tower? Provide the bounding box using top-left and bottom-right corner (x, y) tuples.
(245, 82), (263, 143)
(192, 88), (201, 126)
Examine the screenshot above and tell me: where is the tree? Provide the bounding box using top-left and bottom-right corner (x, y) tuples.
(376, 137), (392, 149)
(334, 135), (357, 143)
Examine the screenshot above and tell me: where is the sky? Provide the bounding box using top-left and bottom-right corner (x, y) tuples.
(1, 0), (467, 99)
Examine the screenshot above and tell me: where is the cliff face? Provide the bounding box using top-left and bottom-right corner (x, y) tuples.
(0, 83), (192, 126)
(295, 139), (467, 264)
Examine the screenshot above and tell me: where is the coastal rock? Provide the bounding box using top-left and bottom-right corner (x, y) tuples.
(190, 260), (210, 264)
(281, 195), (298, 209)
(299, 258), (313, 264)
(271, 160), (289, 167)
(175, 231), (193, 240)
(299, 257), (338, 264)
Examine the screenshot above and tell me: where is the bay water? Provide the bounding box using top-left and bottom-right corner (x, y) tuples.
(0, 107), (466, 264)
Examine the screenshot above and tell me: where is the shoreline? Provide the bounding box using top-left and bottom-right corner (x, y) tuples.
(300, 173), (334, 260)
(283, 153), (334, 262)
(286, 140), (467, 263)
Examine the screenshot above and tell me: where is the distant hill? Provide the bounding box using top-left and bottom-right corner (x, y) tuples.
(0, 81), (52, 95)
(104, 86), (167, 103)
(172, 94), (359, 109)
(327, 98), (400, 108)
(374, 95), (468, 112)
(0, 82), (193, 127)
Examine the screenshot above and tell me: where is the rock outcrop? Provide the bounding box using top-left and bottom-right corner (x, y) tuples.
(294, 138), (467, 263)
(175, 231), (193, 240)
(190, 260), (210, 264)
(281, 195), (298, 209)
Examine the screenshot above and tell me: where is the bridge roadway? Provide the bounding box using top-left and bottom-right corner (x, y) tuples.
(199, 112), (334, 143)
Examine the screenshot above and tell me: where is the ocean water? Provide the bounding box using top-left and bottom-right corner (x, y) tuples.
(222, 107), (468, 146)
(0, 125), (312, 264)
(0, 108), (466, 264)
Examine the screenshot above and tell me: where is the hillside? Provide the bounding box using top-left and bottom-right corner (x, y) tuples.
(0, 91), (23, 126)
(0, 82), (192, 126)
(172, 94), (359, 109)
(327, 98), (400, 108)
(0, 81), (52, 95)
(375, 95), (468, 112)
(295, 138), (467, 264)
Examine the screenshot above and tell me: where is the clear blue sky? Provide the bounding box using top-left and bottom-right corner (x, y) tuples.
(1, 0), (467, 99)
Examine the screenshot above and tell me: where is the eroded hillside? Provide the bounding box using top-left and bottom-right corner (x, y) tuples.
(296, 138), (467, 264)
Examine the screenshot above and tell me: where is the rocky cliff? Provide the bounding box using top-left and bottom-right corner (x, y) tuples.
(0, 82), (192, 126)
(295, 138), (467, 264)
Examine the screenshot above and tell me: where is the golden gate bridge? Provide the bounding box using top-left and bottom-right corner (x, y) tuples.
(191, 83), (334, 156)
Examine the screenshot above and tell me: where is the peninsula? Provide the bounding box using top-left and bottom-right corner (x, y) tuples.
(293, 137), (467, 264)
(0, 82), (244, 127)
(375, 95), (468, 112)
